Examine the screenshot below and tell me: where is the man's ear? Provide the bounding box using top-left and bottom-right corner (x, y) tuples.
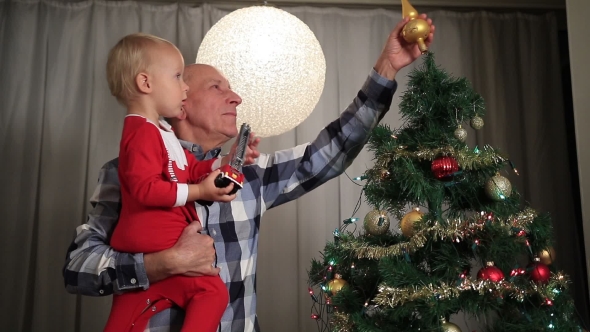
(136, 73), (151, 93)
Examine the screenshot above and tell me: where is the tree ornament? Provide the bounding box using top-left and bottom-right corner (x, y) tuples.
(477, 261), (505, 282)
(400, 208), (423, 237)
(470, 116), (484, 129)
(363, 210), (390, 236)
(528, 257), (551, 284)
(431, 156), (459, 180)
(454, 125), (467, 141)
(538, 246), (556, 265)
(401, 0), (431, 54)
(441, 317), (462, 332)
(327, 274), (348, 295)
(379, 169), (390, 180)
(485, 173), (512, 201)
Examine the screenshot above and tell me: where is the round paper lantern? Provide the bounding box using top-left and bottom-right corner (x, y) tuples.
(196, 6), (326, 137)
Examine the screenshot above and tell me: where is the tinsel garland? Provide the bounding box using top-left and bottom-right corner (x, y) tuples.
(374, 273), (569, 308)
(330, 312), (353, 332)
(340, 208), (537, 259)
(370, 145), (507, 178)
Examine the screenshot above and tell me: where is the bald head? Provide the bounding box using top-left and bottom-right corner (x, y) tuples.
(184, 63), (215, 85)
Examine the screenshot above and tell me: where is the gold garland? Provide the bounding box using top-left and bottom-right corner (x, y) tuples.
(374, 273), (569, 308)
(372, 145), (507, 178)
(330, 312), (354, 332)
(340, 208), (537, 259)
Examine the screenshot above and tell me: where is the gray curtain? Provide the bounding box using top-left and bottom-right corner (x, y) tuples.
(0, 1), (581, 331)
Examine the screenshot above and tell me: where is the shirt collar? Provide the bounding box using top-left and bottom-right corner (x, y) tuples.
(179, 140), (221, 161)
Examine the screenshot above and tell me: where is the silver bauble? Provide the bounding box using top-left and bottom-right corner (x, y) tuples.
(485, 174), (512, 201)
(454, 126), (467, 141)
(470, 116), (484, 130)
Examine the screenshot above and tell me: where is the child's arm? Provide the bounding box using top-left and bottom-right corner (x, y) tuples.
(186, 170), (236, 202)
(183, 150), (236, 202)
(120, 123), (192, 207)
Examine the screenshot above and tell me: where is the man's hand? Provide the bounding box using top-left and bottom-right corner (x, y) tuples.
(224, 132), (261, 166)
(145, 221), (220, 283)
(374, 14), (435, 80)
(243, 133), (260, 165)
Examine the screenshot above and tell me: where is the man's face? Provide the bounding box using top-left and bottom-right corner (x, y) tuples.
(182, 65), (242, 142)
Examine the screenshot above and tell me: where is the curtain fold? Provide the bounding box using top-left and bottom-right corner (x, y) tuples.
(0, 1), (579, 331)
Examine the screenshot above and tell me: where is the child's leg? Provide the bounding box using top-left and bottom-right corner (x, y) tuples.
(104, 291), (175, 332)
(105, 275), (228, 332)
(181, 276), (229, 332)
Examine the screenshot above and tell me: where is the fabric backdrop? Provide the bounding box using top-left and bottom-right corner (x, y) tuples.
(0, 1), (583, 331)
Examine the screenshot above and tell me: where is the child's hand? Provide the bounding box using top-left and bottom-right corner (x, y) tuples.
(195, 170), (236, 202)
(223, 133), (261, 166)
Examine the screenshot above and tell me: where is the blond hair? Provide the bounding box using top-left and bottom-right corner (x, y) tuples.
(106, 33), (175, 105)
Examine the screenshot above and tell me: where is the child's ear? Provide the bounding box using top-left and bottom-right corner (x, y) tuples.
(136, 73), (151, 93)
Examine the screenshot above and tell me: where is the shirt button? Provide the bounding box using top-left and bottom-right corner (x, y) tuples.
(99, 289), (104, 295)
(212, 229), (217, 236)
(130, 278), (137, 284)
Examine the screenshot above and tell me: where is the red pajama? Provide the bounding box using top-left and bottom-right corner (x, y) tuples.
(105, 116), (228, 332)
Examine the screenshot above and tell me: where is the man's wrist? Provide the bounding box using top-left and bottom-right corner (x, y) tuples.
(144, 249), (180, 283)
(373, 55), (398, 81)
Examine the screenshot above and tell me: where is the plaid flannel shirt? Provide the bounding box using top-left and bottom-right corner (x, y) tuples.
(63, 69), (397, 332)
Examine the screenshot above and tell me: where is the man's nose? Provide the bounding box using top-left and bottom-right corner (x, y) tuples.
(229, 91), (242, 106)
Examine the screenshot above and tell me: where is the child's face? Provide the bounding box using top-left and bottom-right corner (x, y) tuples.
(149, 45), (189, 118)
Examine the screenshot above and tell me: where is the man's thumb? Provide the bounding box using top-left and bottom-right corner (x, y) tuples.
(187, 220), (203, 233)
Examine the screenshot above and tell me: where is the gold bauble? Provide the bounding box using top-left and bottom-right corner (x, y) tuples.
(441, 319), (462, 332)
(402, 19), (431, 53)
(364, 210), (391, 236)
(327, 275), (348, 295)
(380, 169), (390, 180)
(400, 208), (423, 237)
(454, 126), (467, 142)
(401, 0), (430, 53)
(538, 246), (556, 265)
(470, 116), (484, 130)
(485, 173), (512, 201)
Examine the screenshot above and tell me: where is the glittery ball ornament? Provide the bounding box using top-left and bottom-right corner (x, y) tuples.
(327, 274), (348, 295)
(431, 156), (459, 180)
(485, 174), (512, 201)
(196, 6), (326, 137)
(470, 116), (484, 130)
(528, 258), (551, 284)
(477, 261), (505, 282)
(538, 246), (556, 265)
(441, 317), (462, 332)
(454, 125), (467, 141)
(364, 210), (390, 236)
(400, 208), (423, 237)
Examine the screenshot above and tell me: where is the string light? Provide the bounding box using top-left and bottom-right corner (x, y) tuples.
(344, 217), (359, 224)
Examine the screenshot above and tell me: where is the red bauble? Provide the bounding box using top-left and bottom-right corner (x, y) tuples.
(431, 156), (459, 180)
(477, 262), (505, 282)
(528, 261), (551, 284)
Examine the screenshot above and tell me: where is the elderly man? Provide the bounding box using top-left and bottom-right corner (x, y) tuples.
(64, 15), (435, 332)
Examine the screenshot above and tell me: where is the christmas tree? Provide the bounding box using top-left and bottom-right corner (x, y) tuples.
(308, 53), (582, 332)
